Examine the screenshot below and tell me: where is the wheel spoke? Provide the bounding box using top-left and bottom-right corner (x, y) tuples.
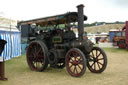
(97, 62), (101, 70)
(69, 56), (74, 61)
(69, 64), (73, 68)
(30, 51), (35, 57)
(94, 62), (96, 70)
(38, 55), (43, 58)
(96, 52), (101, 59)
(97, 61), (103, 66)
(78, 64), (82, 70)
(37, 57), (41, 62)
(75, 67), (78, 74)
(77, 56), (82, 61)
(88, 57), (94, 62)
(78, 56), (84, 63)
(96, 50), (98, 57)
(69, 58), (74, 63)
(91, 51), (95, 57)
(90, 62), (95, 67)
(89, 55), (94, 59)
(34, 46), (37, 54)
(72, 52), (78, 60)
(37, 48), (42, 55)
(98, 58), (104, 60)
(73, 66), (76, 73)
(31, 57), (36, 61)
(69, 61), (73, 64)
(72, 52), (76, 57)
(40, 58), (44, 62)
(75, 56), (77, 61)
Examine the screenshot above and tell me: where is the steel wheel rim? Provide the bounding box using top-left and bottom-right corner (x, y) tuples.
(66, 50), (85, 77)
(27, 42), (44, 71)
(88, 47), (106, 73)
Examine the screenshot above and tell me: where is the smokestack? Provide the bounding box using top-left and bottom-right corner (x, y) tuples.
(77, 4), (84, 41)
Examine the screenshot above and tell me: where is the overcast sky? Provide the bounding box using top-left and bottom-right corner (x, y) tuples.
(0, 0), (128, 23)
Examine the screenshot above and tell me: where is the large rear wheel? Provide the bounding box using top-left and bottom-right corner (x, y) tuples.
(26, 41), (48, 72)
(65, 48), (86, 77)
(87, 47), (107, 73)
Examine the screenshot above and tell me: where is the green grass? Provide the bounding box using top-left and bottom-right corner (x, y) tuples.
(0, 48), (128, 85)
(102, 47), (128, 53)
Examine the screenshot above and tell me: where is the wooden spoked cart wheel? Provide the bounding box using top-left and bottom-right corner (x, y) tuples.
(65, 48), (87, 77)
(26, 41), (48, 72)
(87, 47), (107, 73)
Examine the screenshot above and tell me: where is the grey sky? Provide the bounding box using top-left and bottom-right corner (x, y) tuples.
(0, 0), (128, 23)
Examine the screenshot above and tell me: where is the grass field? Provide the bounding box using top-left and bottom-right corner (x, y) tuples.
(0, 48), (128, 85)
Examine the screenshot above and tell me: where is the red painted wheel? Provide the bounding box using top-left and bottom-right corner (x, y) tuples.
(65, 48), (86, 77)
(87, 47), (107, 73)
(26, 41), (48, 72)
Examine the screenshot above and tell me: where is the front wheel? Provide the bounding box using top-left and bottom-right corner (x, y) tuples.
(65, 48), (87, 77)
(87, 47), (107, 73)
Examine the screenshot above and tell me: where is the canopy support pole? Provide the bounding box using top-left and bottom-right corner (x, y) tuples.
(0, 59), (7, 81)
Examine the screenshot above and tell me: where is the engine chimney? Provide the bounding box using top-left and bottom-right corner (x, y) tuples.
(77, 4), (84, 41)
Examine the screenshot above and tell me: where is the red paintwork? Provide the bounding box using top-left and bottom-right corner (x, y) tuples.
(119, 43), (125, 48)
(126, 21), (128, 49)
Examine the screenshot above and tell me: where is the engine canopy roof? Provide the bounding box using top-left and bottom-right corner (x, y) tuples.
(19, 12), (87, 26)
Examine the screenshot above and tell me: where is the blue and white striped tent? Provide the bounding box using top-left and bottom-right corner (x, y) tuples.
(0, 25), (21, 61)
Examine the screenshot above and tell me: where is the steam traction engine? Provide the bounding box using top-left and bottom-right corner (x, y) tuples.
(19, 4), (107, 77)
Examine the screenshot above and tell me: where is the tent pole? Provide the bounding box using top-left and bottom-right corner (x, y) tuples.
(0, 59), (7, 80)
